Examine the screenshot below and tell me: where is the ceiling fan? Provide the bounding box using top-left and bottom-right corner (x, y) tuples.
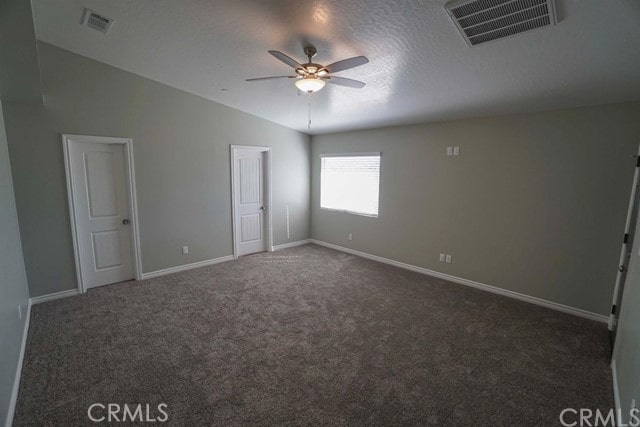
(246, 46), (369, 93)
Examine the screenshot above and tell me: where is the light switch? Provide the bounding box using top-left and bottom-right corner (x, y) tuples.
(182, 246), (189, 255)
(445, 254), (452, 264)
(453, 146), (460, 156)
(447, 147), (453, 156)
(439, 253), (446, 262)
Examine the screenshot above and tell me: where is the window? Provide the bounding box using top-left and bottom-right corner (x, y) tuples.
(320, 153), (381, 217)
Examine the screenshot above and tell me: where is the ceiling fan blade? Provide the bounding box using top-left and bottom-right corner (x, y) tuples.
(246, 76), (296, 81)
(268, 51), (303, 69)
(324, 76), (366, 88)
(325, 56), (369, 73)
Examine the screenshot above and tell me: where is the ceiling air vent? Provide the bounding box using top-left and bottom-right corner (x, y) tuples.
(445, 0), (557, 46)
(82, 9), (114, 34)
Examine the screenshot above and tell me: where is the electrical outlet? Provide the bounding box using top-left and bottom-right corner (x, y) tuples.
(453, 146), (460, 156)
(446, 147), (453, 156)
(439, 253), (446, 262)
(445, 254), (452, 264)
(182, 246), (189, 255)
(348, 233), (353, 241)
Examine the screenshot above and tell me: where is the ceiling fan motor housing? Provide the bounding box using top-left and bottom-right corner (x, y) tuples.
(297, 63), (327, 77)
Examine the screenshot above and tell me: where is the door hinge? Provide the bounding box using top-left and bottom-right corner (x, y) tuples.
(611, 305), (616, 315)
(624, 233), (630, 244)
(619, 265), (628, 273)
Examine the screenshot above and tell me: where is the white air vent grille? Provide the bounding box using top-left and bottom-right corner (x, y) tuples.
(445, 0), (556, 46)
(82, 9), (114, 34)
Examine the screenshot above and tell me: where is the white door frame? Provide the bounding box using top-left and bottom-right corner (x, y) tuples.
(609, 141), (640, 330)
(62, 134), (143, 293)
(230, 145), (273, 259)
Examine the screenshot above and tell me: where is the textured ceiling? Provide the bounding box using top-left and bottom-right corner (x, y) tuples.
(32, 0), (640, 135)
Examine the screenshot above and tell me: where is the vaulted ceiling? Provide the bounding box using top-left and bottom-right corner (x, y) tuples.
(32, 0), (640, 134)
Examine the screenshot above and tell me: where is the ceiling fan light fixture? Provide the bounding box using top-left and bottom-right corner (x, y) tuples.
(295, 76), (326, 93)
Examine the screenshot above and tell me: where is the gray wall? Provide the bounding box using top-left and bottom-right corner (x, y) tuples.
(0, 0), (42, 104)
(0, 0), (40, 423)
(311, 103), (640, 316)
(4, 41), (310, 298)
(0, 101), (30, 425)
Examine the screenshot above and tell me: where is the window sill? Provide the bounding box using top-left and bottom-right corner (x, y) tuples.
(320, 207), (378, 218)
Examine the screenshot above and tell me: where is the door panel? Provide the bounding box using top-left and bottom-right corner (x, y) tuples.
(91, 230), (124, 269)
(239, 157), (261, 203)
(241, 214), (262, 242)
(85, 151), (119, 218)
(234, 148), (267, 256)
(69, 141), (134, 289)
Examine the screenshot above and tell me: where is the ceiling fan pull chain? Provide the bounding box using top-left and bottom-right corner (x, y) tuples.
(308, 95), (312, 130)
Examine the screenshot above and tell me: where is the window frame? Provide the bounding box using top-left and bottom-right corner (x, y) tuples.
(319, 152), (382, 218)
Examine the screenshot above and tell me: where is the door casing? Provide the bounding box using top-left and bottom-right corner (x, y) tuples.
(62, 134), (143, 293)
(609, 142), (640, 332)
(230, 145), (273, 259)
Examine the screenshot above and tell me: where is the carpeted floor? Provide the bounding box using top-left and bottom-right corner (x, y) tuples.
(15, 244), (613, 426)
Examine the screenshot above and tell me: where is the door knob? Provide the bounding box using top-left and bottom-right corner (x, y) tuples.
(122, 219), (130, 225)
(261, 206), (266, 211)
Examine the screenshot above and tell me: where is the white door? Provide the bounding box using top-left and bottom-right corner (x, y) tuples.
(610, 145), (640, 338)
(68, 141), (134, 289)
(233, 148), (267, 256)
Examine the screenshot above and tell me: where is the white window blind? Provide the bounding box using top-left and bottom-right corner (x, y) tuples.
(320, 154), (380, 217)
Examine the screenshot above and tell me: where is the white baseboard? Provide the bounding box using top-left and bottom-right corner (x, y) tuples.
(140, 255), (235, 280)
(272, 239), (311, 251)
(30, 288), (78, 305)
(310, 239), (608, 323)
(6, 300), (31, 427)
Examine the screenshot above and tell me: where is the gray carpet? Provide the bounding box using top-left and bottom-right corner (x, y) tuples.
(15, 244), (613, 426)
